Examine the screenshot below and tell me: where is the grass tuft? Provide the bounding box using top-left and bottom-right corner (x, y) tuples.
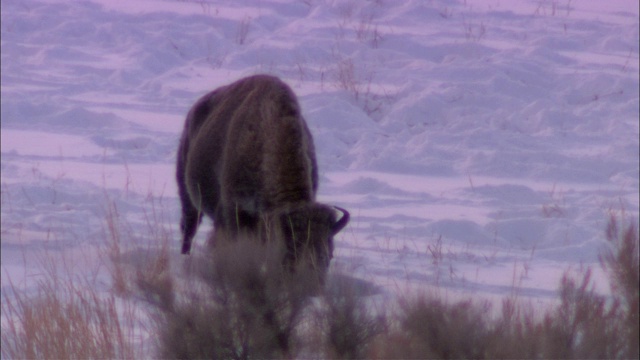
(319, 278), (385, 359)
(143, 235), (317, 359)
(1, 252), (139, 359)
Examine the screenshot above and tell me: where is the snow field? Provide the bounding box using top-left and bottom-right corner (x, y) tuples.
(1, 0), (638, 353)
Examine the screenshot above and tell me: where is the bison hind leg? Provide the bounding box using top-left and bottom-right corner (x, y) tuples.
(180, 207), (203, 254)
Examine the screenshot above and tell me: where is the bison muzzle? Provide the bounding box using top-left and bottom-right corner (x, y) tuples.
(177, 74), (349, 280)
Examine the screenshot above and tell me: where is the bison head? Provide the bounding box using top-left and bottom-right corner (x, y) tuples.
(270, 204), (349, 284)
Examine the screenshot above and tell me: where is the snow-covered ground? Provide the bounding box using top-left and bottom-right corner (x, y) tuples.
(1, 0), (638, 336)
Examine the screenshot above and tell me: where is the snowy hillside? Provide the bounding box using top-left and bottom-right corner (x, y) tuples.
(1, 0), (638, 326)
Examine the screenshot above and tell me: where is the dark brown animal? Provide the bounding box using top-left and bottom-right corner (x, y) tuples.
(176, 74), (349, 277)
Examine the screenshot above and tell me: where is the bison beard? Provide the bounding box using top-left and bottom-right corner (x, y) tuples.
(176, 74), (349, 281)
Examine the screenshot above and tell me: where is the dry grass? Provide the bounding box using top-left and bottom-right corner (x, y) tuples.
(141, 235), (319, 359)
(103, 196), (175, 309)
(140, 215), (638, 359)
(3, 200), (637, 360)
(332, 56), (394, 119)
(0, 194), (166, 360)
(1, 250), (140, 359)
(601, 215), (639, 358)
(316, 278), (385, 359)
(235, 15), (251, 45)
(370, 215), (639, 359)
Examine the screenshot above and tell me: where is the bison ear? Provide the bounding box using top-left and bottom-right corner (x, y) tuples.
(331, 206), (350, 235)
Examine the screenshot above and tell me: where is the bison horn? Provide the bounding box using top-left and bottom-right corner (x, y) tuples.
(332, 206), (350, 235)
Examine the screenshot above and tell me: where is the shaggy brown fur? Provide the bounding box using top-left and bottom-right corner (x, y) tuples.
(176, 75), (349, 277)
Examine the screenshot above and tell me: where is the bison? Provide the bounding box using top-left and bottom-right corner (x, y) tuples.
(176, 74), (349, 279)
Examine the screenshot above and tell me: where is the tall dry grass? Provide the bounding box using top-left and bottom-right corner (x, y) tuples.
(3, 200), (637, 360)
(370, 215), (639, 359)
(0, 196), (159, 360)
(141, 235), (321, 359)
(1, 250), (140, 359)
